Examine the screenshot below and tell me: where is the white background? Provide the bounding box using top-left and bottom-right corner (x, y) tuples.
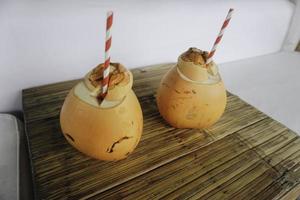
(0, 0), (295, 112)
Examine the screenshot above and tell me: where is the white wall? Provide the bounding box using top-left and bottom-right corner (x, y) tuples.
(0, 0), (294, 112)
(283, 0), (300, 51)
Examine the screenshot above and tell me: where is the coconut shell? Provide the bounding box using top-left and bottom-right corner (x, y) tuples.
(60, 63), (143, 161)
(156, 48), (227, 129)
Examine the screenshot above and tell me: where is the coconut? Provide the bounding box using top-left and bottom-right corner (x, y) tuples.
(60, 63), (143, 161)
(156, 47), (227, 128)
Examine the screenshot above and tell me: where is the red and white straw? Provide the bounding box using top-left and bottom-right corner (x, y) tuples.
(101, 11), (113, 98)
(206, 8), (234, 65)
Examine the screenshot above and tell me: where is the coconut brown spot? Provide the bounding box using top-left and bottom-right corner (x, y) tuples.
(174, 89), (181, 94)
(107, 136), (133, 153)
(65, 134), (75, 142)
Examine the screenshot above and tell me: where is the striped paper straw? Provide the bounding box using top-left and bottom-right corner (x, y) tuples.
(206, 8), (234, 65)
(101, 11), (113, 98)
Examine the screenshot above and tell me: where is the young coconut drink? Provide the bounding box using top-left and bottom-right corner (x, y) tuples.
(60, 11), (143, 161)
(156, 48), (226, 128)
(60, 63), (143, 161)
(157, 8), (233, 129)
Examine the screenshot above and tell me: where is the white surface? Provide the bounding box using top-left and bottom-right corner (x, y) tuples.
(219, 51), (300, 134)
(0, 0), (294, 112)
(0, 114), (20, 200)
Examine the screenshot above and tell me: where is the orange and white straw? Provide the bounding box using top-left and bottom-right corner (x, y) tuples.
(101, 11), (113, 98)
(206, 8), (234, 65)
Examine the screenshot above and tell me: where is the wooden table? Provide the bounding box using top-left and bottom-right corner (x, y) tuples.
(23, 63), (300, 200)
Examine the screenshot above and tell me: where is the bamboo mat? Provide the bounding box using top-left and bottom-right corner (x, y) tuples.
(22, 63), (300, 199)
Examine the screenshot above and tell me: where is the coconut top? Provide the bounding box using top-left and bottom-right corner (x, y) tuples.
(88, 63), (130, 89)
(177, 47), (220, 83)
(82, 62), (133, 106)
(180, 47), (209, 66)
